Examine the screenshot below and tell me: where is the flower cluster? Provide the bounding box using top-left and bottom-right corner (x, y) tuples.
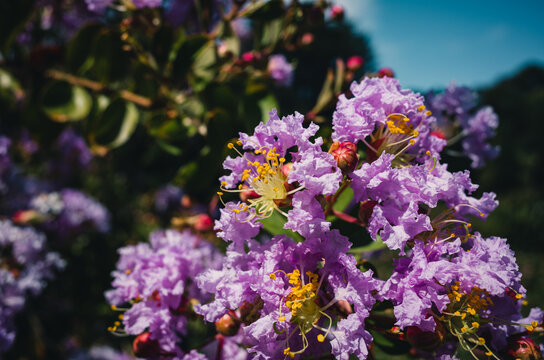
(425, 82), (499, 168)
(0, 220), (65, 353)
(106, 229), (226, 358)
(192, 75), (542, 359)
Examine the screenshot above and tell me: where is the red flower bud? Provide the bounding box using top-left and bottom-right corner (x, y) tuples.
(215, 311), (240, 337)
(301, 32), (314, 46)
(430, 130), (446, 140)
(194, 214), (213, 231)
(504, 336), (542, 360)
(133, 332), (160, 358)
(329, 141), (359, 173)
(346, 56), (364, 71)
(377, 67), (395, 78)
(330, 5), (344, 21)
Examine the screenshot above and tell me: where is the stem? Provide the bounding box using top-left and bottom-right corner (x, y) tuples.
(332, 209), (364, 226)
(323, 177), (350, 216)
(46, 70), (152, 108)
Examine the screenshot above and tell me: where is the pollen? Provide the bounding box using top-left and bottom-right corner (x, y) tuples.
(317, 334), (325, 342)
(269, 273), (276, 279)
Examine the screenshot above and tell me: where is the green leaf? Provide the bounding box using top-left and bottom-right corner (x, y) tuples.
(0, 67), (24, 104)
(90, 99), (139, 153)
(261, 18), (283, 48)
(171, 34), (209, 81)
(91, 30), (130, 83)
(332, 186), (354, 213)
(66, 23), (103, 73)
(241, 0), (284, 20)
(348, 235), (386, 255)
(0, 0), (35, 52)
(260, 211), (303, 242)
(41, 82), (92, 122)
(258, 93), (279, 123)
(190, 41), (217, 91)
(370, 330), (411, 355)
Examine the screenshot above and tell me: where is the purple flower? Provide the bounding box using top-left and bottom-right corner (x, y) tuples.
(349, 153), (497, 252)
(267, 55), (294, 87)
(0, 220), (64, 353)
(381, 233), (526, 357)
(332, 77), (446, 163)
(424, 83), (499, 168)
(196, 231), (379, 360)
(84, 0), (112, 12)
(132, 0), (162, 8)
(461, 107), (499, 168)
(217, 109), (341, 241)
(48, 128), (93, 180)
(106, 229), (223, 356)
(30, 189), (110, 238)
(154, 184), (184, 214)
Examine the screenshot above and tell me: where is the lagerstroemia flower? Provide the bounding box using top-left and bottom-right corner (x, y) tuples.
(30, 189), (110, 238)
(0, 220), (65, 353)
(106, 229), (223, 357)
(425, 83), (499, 168)
(332, 76), (446, 165)
(216, 109), (341, 242)
(196, 230), (380, 360)
(381, 233), (531, 357)
(349, 153), (497, 252)
(267, 55), (294, 87)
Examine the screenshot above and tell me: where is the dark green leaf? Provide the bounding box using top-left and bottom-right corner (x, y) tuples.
(260, 211), (304, 242)
(66, 23), (103, 73)
(41, 81), (92, 122)
(90, 99), (139, 152)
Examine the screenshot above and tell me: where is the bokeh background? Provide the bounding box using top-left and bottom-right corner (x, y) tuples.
(1, 0), (543, 358)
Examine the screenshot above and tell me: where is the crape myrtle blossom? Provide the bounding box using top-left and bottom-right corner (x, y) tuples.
(380, 233), (539, 357)
(332, 76), (446, 165)
(28, 189), (110, 238)
(0, 220), (65, 353)
(349, 153), (498, 252)
(105, 229), (223, 358)
(267, 55), (294, 87)
(216, 109), (342, 242)
(196, 230), (380, 360)
(425, 83), (499, 168)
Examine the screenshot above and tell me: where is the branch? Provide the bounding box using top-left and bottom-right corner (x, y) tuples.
(45, 69), (152, 108)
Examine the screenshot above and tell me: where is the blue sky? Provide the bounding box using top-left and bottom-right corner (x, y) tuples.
(337, 0), (544, 90)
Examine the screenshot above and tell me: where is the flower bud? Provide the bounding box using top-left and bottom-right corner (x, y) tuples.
(358, 200), (378, 227)
(133, 332), (161, 358)
(12, 210), (42, 224)
(239, 185), (260, 203)
(329, 141), (358, 173)
(215, 311), (240, 336)
(330, 5), (344, 21)
(406, 323), (446, 351)
(503, 336), (542, 360)
(378, 67), (395, 78)
(346, 56), (364, 72)
(301, 32), (314, 46)
(194, 214), (213, 231)
(430, 130), (446, 140)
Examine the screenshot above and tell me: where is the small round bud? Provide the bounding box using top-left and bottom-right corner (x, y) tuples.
(430, 130), (447, 140)
(330, 5), (344, 21)
(215, 311), (240, 337)
(301, 32), (314, 46)
(133, 332), (160, 358)
(377, 67), (395, 78)
(329, 141), (359, 173)
(194, 214), (213, 231)
(503, 336), (542, 360)
(346, 56), (364, 72)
